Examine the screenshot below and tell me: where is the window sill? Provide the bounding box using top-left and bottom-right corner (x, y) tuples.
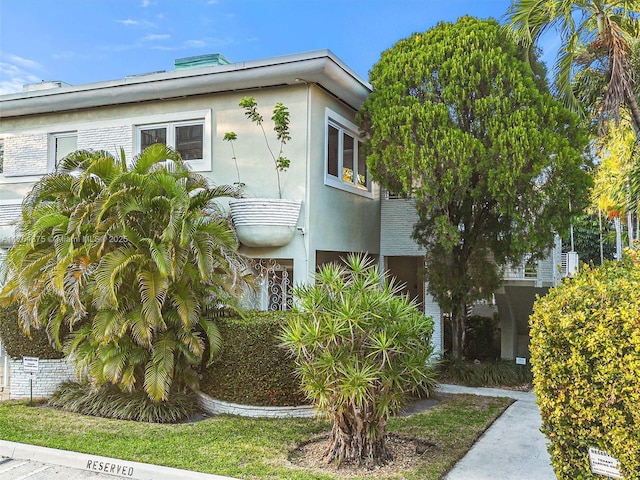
(324, 176), (374, 199)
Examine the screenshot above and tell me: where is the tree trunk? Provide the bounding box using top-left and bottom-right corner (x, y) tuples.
(449, 302), (467, 360)
(626, 90), (640, 141)
(324, 405), (391, 468)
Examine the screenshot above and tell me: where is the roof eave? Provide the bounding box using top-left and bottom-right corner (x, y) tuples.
(0, 50), (372, 118)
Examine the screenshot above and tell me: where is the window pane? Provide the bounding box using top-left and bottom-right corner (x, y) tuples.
(357, 140), (368, 189)
(55, 135), (77, 166)
(342, 133), (354, 184)
(327, 125), (339, 177)
(175, 124), (203, 160)
(141, 128), (166, 151)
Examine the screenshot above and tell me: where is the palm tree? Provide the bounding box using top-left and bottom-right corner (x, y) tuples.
(1, 145), (246, 402)
(505, 0), (640, 135)
(591, 119), (639, 249)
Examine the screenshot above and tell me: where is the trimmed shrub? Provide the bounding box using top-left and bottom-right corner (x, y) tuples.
(530, 251), (640, 479)
(0, 304), (64, 359)
(438, 358), (532, 387)
(199, 311), (306, 406)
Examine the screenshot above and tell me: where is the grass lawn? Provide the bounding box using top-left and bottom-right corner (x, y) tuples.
(0, 394), (512, 479)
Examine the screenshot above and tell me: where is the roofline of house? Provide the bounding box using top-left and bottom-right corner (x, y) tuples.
(0, 49), (372, 118)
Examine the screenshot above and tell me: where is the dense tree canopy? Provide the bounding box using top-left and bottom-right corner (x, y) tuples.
(358, 17), (592, 358)
(1, 146), (246, 401)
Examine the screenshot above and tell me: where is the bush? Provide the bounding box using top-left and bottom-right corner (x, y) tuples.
(464, 315), (501, 360)
(530, 251), (640, 479)
(438, 358), (532, 387)
(49, 381), (198, 423)
(0, 304), (64, 359)
(443, 314), (501, 361)
(199, 311), (306, 406)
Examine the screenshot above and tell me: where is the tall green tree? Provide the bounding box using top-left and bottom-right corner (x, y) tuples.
(1, 145), (246, 402)
(505, 0), (640, 135)
(280, 254), (436, 468)
(358, 17), (592, 359)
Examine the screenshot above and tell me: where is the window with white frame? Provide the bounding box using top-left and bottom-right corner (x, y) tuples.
(137, 120), (204, 162)
(325, 110), (371, 197)
(50, 132), (77, 170)
(134, 110), (211, 171)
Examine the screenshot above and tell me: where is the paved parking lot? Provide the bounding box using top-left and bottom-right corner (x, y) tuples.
(0, 458), (128, 480)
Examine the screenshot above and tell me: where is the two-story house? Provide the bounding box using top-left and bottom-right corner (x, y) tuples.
(0, 49), (566, 398)
(0, 50), (390, 397)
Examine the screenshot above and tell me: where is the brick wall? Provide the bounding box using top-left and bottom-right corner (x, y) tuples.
(0, 203), (21, 227)
(3, 134), (48, 177)
(380, 197), (425, 256)
(9, 358), (76, 399)
(2, 124), (133, 179)
(78, 125), (133, 160)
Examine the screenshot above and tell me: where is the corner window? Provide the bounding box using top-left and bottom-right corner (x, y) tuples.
(50, 132), (77, 170)
(137, 120), (204, 163)
(325, 110), (371, 197)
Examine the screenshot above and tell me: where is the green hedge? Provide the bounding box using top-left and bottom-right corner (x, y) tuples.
(199, 311), (307, 407)
(0, 304), (64, 359)
(530, 251), (640, 479)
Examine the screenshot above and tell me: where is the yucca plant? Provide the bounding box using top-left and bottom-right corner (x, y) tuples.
(280, 254), (437, 468)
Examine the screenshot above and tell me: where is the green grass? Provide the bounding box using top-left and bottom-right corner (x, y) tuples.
(0, 394), (512, 479)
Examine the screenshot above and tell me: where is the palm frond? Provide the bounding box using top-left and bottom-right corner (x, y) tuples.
(137, 268), (168, 330)
(198, 318), (222, 364)
(144, 332), (177, 402)
(132, 143), (182, 174)
(93, 247), (146, 307)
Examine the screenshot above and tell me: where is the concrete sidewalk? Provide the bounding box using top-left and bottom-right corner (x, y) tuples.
(440, 384), (556, 480)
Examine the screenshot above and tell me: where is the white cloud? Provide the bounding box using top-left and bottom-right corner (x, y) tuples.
(3, 54), (42, 70)
(141, 0), (153, 7)
(143, 34), (170, 41)
(184, 40), (206, 48)
(117, 19), (139, 26)
(0, 56), (44, 95)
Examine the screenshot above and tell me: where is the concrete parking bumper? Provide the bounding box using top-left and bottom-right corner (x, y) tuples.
(0, 440), (239, 480)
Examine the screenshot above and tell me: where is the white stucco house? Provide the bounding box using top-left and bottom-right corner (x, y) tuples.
(0, 50), (569, 398)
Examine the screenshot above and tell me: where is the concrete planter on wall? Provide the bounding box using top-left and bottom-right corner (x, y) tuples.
(229, 198), (301, 248)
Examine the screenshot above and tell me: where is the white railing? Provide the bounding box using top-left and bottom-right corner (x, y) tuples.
(502, 263), (538, 280)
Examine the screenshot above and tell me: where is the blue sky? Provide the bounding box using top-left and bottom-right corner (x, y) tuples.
(0, 0), (555, 95)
